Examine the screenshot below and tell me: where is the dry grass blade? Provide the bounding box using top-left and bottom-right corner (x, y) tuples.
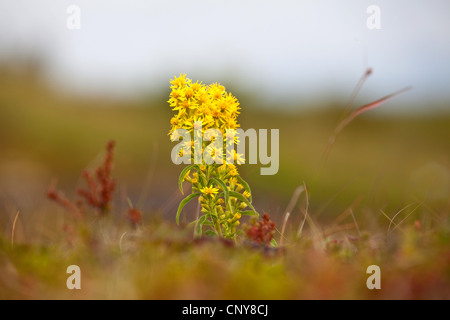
(324, 196), (362, 237)
(390, 203), (422, 233)
(279, 185), (305, 246)
(323, 223), (358, 237)
(296, 182), (310, 240)
(387, 203), (415, 233)
(349, 209), (361, 237)
(340, 68), (373, 119)
(379, 209), (404, 235)
(279, 212), (290, 247)
(285, 185), (305, 215)
(344, 86), (411, 128)
(324, 86), (412, 159)
(119, 232), (127, 254)
(11, 209), (20, 249)
(331, 196), (363, 227)
(379, 209), (396, 226)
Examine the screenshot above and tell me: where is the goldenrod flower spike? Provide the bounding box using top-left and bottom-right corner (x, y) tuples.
(169, 74), (258, 241)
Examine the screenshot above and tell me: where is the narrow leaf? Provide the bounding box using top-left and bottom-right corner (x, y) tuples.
(240, 210), (259, 216)
(229, 191), (258, 215)
(176, 192), (201, 225)
(205, 230), (217, 237)
(343, 86), (412, 130)
(195, 214), (207, 236)
(178, 164), (197, 195)
(236, 175), (253, 203)
(324, 86), (411, 159)
(270, 238), (278, 248)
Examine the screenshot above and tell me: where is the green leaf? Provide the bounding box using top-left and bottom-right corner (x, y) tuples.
(205, 230), (217, 237)
(202, 219), (214, 226)
(236, 176), (252, 203)
(229, 191), (258, 215)
(176, 192), (201, 225)
(195, 214), (208, 236)
(240, 210), (259, 216)
(178, 164), (197, 195)
(270, 238), (278, 248)
(188, 214), (214, 229)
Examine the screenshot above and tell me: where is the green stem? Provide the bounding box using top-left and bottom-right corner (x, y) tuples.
(212, 205), (223, 237)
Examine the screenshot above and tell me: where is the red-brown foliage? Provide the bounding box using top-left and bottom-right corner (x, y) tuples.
(245, 213), (276, 246)
(127, 208), (143, 227)
(77, 140), (116, 215)
(46, 188), (83, 220)
(47, 140), (116, 217)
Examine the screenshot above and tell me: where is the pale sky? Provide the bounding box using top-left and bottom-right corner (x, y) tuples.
(1, 0), (450, 111)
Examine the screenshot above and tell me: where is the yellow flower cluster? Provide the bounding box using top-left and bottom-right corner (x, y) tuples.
(184, 162), (252, 239)
(169, 74), (256, 240)
(168, 74), (241, 137)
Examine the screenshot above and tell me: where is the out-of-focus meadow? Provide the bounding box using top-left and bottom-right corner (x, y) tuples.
(0, 64), (449, 299)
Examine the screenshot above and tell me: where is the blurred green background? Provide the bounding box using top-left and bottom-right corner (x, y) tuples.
(0, 63), (448, 239)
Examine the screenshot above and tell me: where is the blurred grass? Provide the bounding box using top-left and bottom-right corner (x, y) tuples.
(1, 216), (449, 299)
(0, 66), (449, 299)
